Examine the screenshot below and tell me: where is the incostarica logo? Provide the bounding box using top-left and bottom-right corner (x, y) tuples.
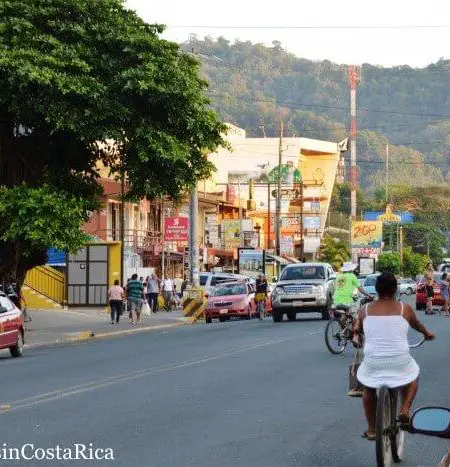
(0, 443), (115, 461)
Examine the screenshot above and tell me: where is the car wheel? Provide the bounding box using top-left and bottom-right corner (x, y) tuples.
(322, 308), (331, 321)
(416, 303), (425, 311)
(218, 316), (227, 322)
(10, 331), (24, 358)
(205, 316), (212, 324)
(287, 311), (296, 321)
(272, 308), (283, 322)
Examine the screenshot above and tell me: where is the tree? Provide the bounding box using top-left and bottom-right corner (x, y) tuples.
(317, 235), (350, 270)
(403, 223), (447, 265)
(0, 0), (225, 281)
(402, 247), (429, 278)
(377, 252), (401, 275)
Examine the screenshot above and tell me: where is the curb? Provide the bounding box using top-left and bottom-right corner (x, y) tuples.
(25, 322), (188, 349)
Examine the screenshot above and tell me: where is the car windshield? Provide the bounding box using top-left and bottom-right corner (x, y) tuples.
(199, 275), (208, 286)
(364, 275), (378, 287)
(280, 266), (325, 281)
(210, 284), (247, 297)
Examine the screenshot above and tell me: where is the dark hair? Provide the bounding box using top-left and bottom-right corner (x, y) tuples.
(375, 273), (398, 297)
(443, 273), (448, 280)
(114, 279), (120, 286)
(131, 273), (138, 280)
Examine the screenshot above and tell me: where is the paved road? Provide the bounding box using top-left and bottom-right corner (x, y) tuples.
(1, 298), (448, 466)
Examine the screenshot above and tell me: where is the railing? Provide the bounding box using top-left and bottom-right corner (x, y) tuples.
(24, 265), (66, 305)
(93, 229), (163, 251)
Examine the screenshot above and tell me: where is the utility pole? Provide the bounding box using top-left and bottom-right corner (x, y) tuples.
(238, 178), (243, 247)
(386, 143), (389, 203)
(189, 187), (200, 287)
(275, 120), (284, 256)
(349, 65), (359, 221)
(161, 199), (165, 279)
(120, 173), (125, 286)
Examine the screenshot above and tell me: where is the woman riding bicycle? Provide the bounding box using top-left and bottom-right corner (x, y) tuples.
(354, 273), (435, 441)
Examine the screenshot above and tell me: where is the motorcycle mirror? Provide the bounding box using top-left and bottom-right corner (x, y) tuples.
(411, 407), (450, 439)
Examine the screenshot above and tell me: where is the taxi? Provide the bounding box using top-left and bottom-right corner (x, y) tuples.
(0, 292), (24, 357)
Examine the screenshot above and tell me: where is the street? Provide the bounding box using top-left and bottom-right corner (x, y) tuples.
(1, 298), (449, 467)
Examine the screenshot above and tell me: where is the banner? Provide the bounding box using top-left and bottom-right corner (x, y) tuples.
(165, 217), (189, 241)
(351, 221), (383, 257)
(204, 213), (219, 248)
(280, 236), (294, 255)
(238, 248), (265, 279)
(270, 215), (299, 234)
(303, 216), (321, 229)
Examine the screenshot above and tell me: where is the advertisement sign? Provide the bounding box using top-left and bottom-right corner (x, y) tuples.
(303, 216), (321, 229)
(165, 217), (189, 241)
(351, 221), (383, 257)
(243, 231), (259, 248)
(280, 236), (294, 255)
(222, 219), (253, 249)
(303, 201), (321, 212)
(358, 257), (376, 276)
(270, 215), (299, 234)
(238, 248), (265, 279)
(303, 237), (321, 253)
(363, 210), (414, 224)
(204, 213), (219, 248)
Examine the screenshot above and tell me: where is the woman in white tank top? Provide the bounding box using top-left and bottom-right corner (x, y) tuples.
(354, 273), (435, 440)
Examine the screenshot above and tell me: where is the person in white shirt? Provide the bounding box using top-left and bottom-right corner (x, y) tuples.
(162, 275), (174, 311)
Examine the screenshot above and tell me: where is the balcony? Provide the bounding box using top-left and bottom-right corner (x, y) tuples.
(92, 229), (162, 252)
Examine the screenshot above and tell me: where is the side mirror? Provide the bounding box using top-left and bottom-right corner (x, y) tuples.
(328, 275), (336, 281)
(411, 407), (450, 439)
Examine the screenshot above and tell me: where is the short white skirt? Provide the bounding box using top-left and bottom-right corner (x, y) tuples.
(357, 354), (419, 389)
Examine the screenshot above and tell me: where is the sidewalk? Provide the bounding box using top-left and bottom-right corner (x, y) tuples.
(24, 307), (187, 348)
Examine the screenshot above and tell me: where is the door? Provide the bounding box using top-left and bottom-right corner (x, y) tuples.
(0, 296), (19, 347)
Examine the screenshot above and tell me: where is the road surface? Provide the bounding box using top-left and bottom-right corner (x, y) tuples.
(1, 299), (448, 466)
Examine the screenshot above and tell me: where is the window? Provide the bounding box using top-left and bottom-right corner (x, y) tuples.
(0, 296), (14, 312)
(200, 275), (208, 286)
(280, 266), (326, 281)
(210, 284), (247, 297)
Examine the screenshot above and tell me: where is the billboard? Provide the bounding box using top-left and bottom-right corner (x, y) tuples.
(303, 216), (321, 229)
(165, 217), (189, 241)
(351, 220), (383, 257)
(363, 211), (414, 224)
(238, 248), (265, 279)
(280, 236), (294, 255)
(222, 219), (253, 249)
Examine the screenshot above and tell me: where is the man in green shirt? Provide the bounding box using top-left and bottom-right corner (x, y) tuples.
(333, 262), (370, 309)
(127, 273), (144, 324)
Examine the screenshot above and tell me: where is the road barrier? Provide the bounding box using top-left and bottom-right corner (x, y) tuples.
(182, 288), (206, 324)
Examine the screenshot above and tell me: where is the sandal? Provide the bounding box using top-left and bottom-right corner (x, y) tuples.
(398, 413), (411, 431)
(362, 431), (376, 441)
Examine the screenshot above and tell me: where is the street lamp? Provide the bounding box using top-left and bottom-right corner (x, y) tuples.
(254, 223), (262, 248)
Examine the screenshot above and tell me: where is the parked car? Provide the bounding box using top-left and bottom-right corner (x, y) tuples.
(398, 278), (417, 295)
(437, 262), (450, 273)
(199, 272), (249, 295)
(204, 281), (256, 323)
(271, 263), (336, 322)
(416, 273), (445, 310)
(0, 293), (25, 358)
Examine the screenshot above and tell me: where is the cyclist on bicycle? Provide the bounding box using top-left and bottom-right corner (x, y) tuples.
(333, 262), (371, 314)
(354, 273), (435, 441)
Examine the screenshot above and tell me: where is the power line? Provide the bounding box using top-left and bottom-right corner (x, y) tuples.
(173, 24), (450, 30)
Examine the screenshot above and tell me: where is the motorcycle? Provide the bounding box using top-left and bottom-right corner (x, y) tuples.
(410, 406), (450, 466)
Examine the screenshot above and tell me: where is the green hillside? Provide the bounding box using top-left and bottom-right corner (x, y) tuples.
(182, 36), (450, 189)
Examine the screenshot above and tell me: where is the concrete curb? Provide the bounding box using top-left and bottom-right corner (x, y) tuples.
(25, 322), (188, 349)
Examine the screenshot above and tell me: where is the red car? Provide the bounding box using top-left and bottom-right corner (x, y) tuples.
(416, 273), (445, 310)
(0, 293), (25, 357)
(205, 281), (257, 323)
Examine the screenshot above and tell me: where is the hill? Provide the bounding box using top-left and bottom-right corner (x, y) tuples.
(182, 36), (450, 190)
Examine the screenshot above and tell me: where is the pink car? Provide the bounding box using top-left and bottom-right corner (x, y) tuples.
(205, 281), (256, 323)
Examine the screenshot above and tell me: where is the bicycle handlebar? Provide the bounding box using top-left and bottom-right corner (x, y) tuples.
(409, 336), (426, 349)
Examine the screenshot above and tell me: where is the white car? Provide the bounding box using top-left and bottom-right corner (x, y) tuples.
(398, 278), (417, 295)
(199, 272), (250, 295)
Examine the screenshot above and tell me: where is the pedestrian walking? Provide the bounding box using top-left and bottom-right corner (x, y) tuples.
(173, 275), (183, 307)
(146, 273), (160, 313)
(440, 273), (449, 316)
(424, 263), (435, 315)
(161, 275), (175, 312)
(255, 274), (268, 320)
(108, 280), (124, 324)
(127, 273), (144, 324)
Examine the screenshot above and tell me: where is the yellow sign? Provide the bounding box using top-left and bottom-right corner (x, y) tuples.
(222, 220), (241, 249)
(351, 221), (383, 249)
(377, 204), (401, 223)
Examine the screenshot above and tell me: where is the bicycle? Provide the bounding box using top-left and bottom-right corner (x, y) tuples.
(374, 335), (426, 467)
(324, 304), (355, 354)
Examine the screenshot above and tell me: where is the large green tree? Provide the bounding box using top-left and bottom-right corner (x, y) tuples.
(0, 0), (225, 281)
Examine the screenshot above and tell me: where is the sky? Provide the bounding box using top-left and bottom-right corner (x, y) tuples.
(125, 0), (450, 67)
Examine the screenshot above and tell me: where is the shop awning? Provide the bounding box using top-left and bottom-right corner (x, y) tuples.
(206, 248), (234, 258)
(266, 254), (290, 265)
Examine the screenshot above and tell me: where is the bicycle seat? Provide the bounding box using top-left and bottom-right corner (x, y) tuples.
(332, 304), (351, 313)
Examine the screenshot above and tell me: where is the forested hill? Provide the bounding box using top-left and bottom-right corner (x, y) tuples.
(182, 36), (450, 190)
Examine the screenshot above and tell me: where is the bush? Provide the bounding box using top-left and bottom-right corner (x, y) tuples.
(377, 252), (401, 275)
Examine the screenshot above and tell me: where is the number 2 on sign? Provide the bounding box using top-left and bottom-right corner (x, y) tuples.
(353, 224), (377, 238)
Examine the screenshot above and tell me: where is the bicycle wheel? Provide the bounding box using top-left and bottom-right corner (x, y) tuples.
(376, 386), (393, 467)
(324, 319), (347, 354)
(390, 390), (406, 463)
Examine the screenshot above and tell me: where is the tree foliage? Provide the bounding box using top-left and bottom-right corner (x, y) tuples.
(377, 252), (401, 275)
(317, 235), (350, 270)
(0, 0), (225, 280)
(402, 247), (429, 278)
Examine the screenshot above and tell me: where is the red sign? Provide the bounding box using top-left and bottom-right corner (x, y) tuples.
(165, 217), (189, 241)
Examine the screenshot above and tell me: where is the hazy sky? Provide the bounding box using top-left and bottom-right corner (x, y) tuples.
(126, 0), (450, 67)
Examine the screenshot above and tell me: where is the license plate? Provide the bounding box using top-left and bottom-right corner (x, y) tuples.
(219, 309), (228, 314)
(293, 301), (304, 307)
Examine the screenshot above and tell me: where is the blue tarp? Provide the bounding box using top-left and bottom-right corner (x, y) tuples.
(47, 248), (67, 266)
(363, 211), (414, 224)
